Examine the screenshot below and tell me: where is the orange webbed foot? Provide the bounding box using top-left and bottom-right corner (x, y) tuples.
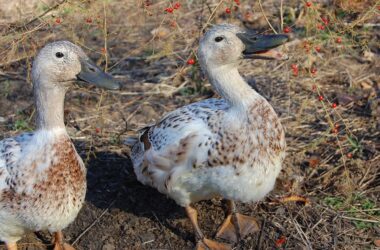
(53, 231), (76, 250)
(216, 213), (259, 242)
(196, 238), (231, 250)
(53, 242), (76, 250)
(5, 242), (17, 250)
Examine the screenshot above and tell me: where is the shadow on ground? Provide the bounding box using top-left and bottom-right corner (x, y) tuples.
(66, 150), (198, 250)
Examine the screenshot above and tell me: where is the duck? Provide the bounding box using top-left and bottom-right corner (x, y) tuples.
(131, 24), (288, 249)
(0, 41), (120, 250)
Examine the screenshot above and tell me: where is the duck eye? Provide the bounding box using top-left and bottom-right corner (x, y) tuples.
(214, 36), (224, 42)
(55, 52), (64, 58)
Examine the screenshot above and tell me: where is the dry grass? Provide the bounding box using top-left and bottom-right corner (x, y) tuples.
(0, 0), (379, 249)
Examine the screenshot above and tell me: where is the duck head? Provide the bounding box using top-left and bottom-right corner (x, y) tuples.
(32, 41), (120, 90)
(198, 24), (289, 69)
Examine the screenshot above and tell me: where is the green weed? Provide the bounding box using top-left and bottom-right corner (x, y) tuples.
(324, 194), (380, 229)
(12, 119), (32, 131)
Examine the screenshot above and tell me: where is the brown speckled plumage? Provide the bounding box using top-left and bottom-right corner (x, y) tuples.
(1, 40), (118, 248)
(0, 131), (86, 236)
(131, 23), (288, 249)
(131, 24), (287, 208)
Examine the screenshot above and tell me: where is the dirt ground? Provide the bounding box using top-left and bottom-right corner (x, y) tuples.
(0, 0), (379, 249)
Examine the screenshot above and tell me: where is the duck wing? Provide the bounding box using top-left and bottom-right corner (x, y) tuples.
(131, 98), (230, 192)
(0, 132), (34, 192)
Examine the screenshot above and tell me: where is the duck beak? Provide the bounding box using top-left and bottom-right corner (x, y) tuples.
(237, 31), (289, 60)
(77, 59), (120, 90)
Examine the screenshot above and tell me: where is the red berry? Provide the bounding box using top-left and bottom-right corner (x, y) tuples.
(332, 128), (338, 134)
(187, 58), (195, 65)
(317, 24), (325, 30)
(283, 27), (291, 33)
(332, 103), (337, 108)
(311, 68), (317, 74)
(95, 127), (101, 133)
(291, 64), (299, 76)
(318, 95), (324, 101)
(291, 64), (298, 70)
(334, 124), (339, 129)
(86, 17), (92, 23)
(315, 46), (321, 52)
(165, 7), (173, 13)
(306, 1), (312, 7)
(225, 7), (231, 14)
(347, 153), (353, 158)
(55, 18), (61, 24)
(173, 2), (180, 9)
(336, 37), (342, 43)
(321, 17), (329, 25)
(234, 0), (240, 5)
(275, 236), (287, 248)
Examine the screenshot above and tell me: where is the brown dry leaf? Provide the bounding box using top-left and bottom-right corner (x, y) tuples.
(374, 239), (380, 247)
(278, 195), (311, 206)
(150, 27), (170, 39)
(359, 81), (373, 91)
(363, 50), (375, 63)
(337, 93), (356, 106)
(322, 171), (333, 187)
(308, 156), (320, 168)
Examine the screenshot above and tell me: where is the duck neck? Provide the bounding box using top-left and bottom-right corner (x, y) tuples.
(206, 64), (261, 110)
(34, 77), (67, 130)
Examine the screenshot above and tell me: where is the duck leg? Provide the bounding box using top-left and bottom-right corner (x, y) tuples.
(53, 231), (75, 250)
(185, 206), (231, 250)
(5, 242), (17, 250)
(216, 200), (259, 243)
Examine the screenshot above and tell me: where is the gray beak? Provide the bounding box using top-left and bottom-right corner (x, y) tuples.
(77, 59), (120, 90)
(237, 31), (289, 60)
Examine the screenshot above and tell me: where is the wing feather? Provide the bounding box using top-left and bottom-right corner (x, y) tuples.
(0, 132), (34, 191)
(131, 98), (229, 191)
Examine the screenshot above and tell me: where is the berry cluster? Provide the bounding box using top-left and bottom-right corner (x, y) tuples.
(225, 0), (240, 14)
(165, 2), (181, 13)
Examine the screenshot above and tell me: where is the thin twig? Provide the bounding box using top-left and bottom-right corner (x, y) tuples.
(72, 199), (117, 245)
(258, 0), (278, 34)
(280, 0), (284, 31)
(3, 0), (67, 36)
(151, 211), (173, 249)
(340, 216), (379, 224)
(293, 219), (313, 249)
(202, 0), (224, 32)
(103, 1), (109, 72)
(256, 218), (266, 250)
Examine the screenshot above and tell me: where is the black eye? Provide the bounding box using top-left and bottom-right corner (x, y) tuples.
(214, 36), (224, 42)
(55, 52), (64, 58)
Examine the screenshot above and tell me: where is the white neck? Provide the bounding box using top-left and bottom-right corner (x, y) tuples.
(33, 76), (67, 130)
(205, 64), (262, 110)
